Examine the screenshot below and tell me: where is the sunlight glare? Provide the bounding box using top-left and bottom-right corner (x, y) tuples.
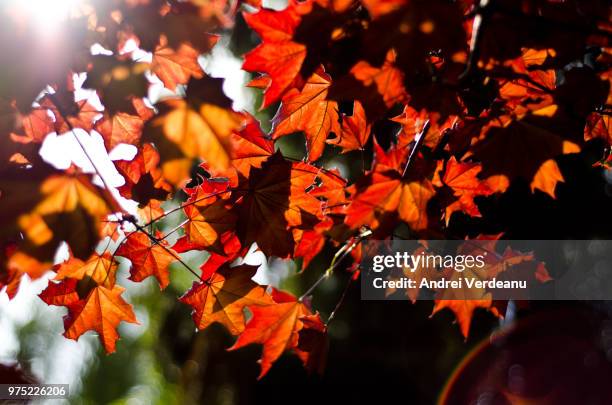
(11, 0), (82, 32)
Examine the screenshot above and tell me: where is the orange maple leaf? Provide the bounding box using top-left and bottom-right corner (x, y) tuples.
(9, 107), (55, 144)
(432, 237), (551, 338)
(242, 3), (306, 108)
(115, 232), (177, 290)
(198, 234), (246, 281)
(585, 112), (612, 145)
(151, 34), (216, 91)
(95, 112), (144, 150)
(345, 170), (435, 231)
(99, 220), (120, 242)
(432, 298), (497, 339)
(180, 264), (273, 334)
(54, 252), (118, 289)
(227, 115), (275, 177)
(172, 179), (235, 251)
(295, 313), (329, 375)
(0, 161), (117, 298)
(229, 289), (318, 378)
(144, 76), (245, 185)
(584, 73), (612, 146)
(487, 48), (557, 111)
(13, 167), (119, 260)
(233, 154), (333, 257)
(438, 157), (500, 224)
(472, 111), (580, 199)
(63, 285), (138, 353)
(136, 199), (166, 224)
(292, 220), (331, 271)
(391, 105), (457, 150)
(182, 199), (236, 250)
(114, 143), (172, 204)
(39, 278), (80, 306)
(4, 251), (50, 299)
(272, 68), (340, 161)
(40, 93), (101, 134)
(94, 98), (154, 151)
(327, 101), (371, 153)
(350, 49), (408, 109)
(205, 115), (275, 184)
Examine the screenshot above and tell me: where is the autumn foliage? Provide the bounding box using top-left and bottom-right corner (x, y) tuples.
(1, 0), (611, 378)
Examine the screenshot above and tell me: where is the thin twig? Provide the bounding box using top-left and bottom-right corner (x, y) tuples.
(142, 189), (232, 229)
(460, 0), (492, 82)
(110, 216), (203, 282)
(158, 218), (190, 242)
(47, 93), (118, 208)
(360, 147), (366, 173)
(299, 227), (372, 301)
(402, 120), (430, 179)
(131, 221), (203, 281)
(326, 275), (353, 325)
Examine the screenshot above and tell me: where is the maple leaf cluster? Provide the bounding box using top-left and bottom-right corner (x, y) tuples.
(0, 0), (611, 377)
